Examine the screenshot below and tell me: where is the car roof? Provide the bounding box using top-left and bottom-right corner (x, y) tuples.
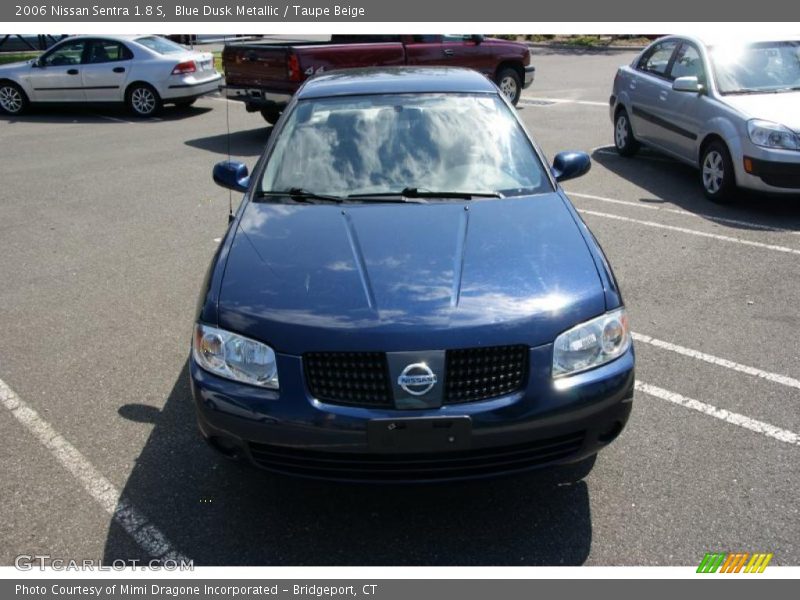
(296, 67), (499, 100)
(654, 33), (800, 49)
(56, 34), (165, 43)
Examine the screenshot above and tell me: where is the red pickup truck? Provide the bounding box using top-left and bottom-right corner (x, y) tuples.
(222, 34), (535, 123)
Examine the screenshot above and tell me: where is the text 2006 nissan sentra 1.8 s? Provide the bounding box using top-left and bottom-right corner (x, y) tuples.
(190, 67), (634, 482)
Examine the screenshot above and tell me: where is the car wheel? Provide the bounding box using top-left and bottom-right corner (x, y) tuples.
(174, 99), (196, 109)
(126, 83), (162, 117)
(260, 107), (280, 125)
(0, 81), (28, 116)
(613, 109), (639, 156)
(496, 68), (522, 105)
(701, 141), (736, 202)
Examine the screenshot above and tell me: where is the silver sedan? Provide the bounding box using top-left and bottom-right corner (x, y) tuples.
(610, 34), (800, 201)
(0, 34), (222, 118)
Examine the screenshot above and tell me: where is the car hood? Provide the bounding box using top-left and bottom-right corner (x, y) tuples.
(0, 60), (33, 74)
(217, 193), (606, 354)
(721, 91), (800, 132)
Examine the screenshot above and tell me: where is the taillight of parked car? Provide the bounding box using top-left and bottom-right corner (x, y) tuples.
(172, 60), (197, 75)
(287, 53), (302, 82)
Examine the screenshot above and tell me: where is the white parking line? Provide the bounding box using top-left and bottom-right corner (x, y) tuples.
(0, 377), (189, 563)
(632, 332), (800, 391)
(569, 191), (800, 234)
(578, 208), (800, 256)
(520, 96), (608, 107)
(635, 381), (800, 446)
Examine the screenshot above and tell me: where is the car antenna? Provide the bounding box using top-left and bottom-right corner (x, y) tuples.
(224, 34), (233, 223)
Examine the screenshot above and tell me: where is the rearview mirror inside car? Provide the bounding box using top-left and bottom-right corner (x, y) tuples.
(213, 161), (250, 193)
(673, 76), (702, 93)
(551, 151), (591, 183)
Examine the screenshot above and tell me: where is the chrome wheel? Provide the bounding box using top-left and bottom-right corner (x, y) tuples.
(499, 75), (518, 102)
(702, 150), (724, 194)
(0, 85), (24, 114)
(130, 86), (156, 115)
(615, 115), (629, 148)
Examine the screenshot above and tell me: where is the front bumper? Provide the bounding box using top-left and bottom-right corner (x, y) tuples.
(523, 65), (536, 89)
(732, 140), (800, 194)
(189, 344), (634, 482)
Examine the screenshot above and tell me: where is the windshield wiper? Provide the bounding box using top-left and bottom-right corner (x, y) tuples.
(726, 87), (800, 95)
(345, 193), (427, 203)
(348, 188), (503, 200)
(256, 188), (344, 203)
(724, 88), (769, 95)
(401, 187), (503, 199)
(256, 188), (345, 204)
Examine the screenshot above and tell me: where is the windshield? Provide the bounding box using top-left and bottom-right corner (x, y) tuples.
(259, 93), (552, 199)
(711, 41), (800, 94)
(135, 36), (186, 54)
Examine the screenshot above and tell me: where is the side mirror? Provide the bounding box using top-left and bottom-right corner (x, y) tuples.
(213, 161), (250, 193)
(672, 75), (702, 93)
(551, 151), (591, 183)
(470, 34), (484, 45)
(31, 58), (43, 68)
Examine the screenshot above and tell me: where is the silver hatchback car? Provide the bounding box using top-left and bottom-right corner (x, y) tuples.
(610, 35), (800, 202)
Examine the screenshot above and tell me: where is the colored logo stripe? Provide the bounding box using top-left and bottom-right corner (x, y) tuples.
(697, 553), (726, 573)
(745, 553), (773, 573)
(697, 552), (773, 573)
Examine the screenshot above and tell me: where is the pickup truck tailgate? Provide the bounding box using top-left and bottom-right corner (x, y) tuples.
(223, 42), (407, 94)
(223, 44), (291, 90)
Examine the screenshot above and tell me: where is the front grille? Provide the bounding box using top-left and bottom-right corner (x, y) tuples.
(304, 351), (392, 407)
(248, 431), (585, 481)
(444, 345), (528, 404)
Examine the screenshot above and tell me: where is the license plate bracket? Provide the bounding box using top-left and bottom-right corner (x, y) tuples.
(367, 417), (472, 454)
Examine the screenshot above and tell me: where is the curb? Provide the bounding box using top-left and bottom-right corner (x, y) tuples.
(526, 42), (645, 52)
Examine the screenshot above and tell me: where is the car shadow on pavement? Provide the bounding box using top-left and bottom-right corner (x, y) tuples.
(591, 147), (800, 232)
(185, 126), (273, 158)
(0, 104), (212, 124)
(103, 360), (593, 566)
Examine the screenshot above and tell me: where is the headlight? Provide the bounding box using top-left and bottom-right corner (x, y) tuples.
(192, 323), (279, 389)
(552, 308), (631, 378)
(747, 119), (800, 151)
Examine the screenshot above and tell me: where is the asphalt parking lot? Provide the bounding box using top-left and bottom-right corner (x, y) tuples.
(1, 47), (799, 566)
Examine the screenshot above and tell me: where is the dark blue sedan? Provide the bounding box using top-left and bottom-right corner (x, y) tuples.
(191, 67), (634, 482)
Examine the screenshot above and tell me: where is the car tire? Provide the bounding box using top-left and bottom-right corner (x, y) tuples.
(0, 81), (29, 116)
(174, 99), (196, 109)
(613, 109), (639, 157)
(700, 140), (737, 203)
(496, 68), (522, 105)
(260, 107), (281, 125)
(126, 83), (162, 117)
